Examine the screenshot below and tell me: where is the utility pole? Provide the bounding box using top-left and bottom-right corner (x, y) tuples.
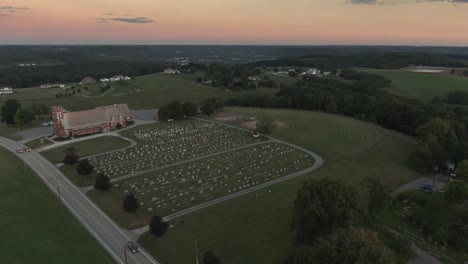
(124, 246), (128, 264)
(57, 185), (61, 199)
(195, 240), (199, 264)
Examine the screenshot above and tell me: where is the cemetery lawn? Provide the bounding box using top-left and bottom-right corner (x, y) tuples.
(41, 135), (131, 164)
(363, 69), (468, 103)
(59, 119), (266, 187)
(87, 142), (315, 229)
(138, 107), (422, 264)
(0, 147), (114, 264)
(25, 137), (54, 149)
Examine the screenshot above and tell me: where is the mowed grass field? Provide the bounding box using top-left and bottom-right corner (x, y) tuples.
(0, 147), (114, 264)
(364, 69), (468, 103)
(42, 135), (131, 164)
(1, 73), (277, 111)
(139, 107), (421, 264)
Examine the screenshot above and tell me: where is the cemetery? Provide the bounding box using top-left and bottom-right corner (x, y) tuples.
(88, 142), (315, 228)
(88, 120), (266, 179)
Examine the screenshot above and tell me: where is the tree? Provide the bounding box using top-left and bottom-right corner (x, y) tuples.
(94, 172), (111, 191)
(149, 214), (168, 237)
(123, 193), (139, 212)
(14, 108), (35, 127)
(182, 102), (198, 117)
(77, 159), (94, 175)
(447, 202), (468, 250)
(288, 227), (395, 264)
(256, 115), (277, 135)
(63, 147), (80, 165)
(203, 251), (221, 264)
(168, 101), (184, 120)
(212, 100), (225, 113)
(365, 177), (391, 222)
(445, 181), (468, 203)
(157, 105), (170, 121)
(1, 99), (21, 124)
(30, 104), (50, 116)
(292, 178), (361, 245)
(457, 160), (468, 182)
(201, 102), (214, 116)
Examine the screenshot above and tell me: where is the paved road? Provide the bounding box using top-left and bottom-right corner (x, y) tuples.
(0, 136), (159, 264)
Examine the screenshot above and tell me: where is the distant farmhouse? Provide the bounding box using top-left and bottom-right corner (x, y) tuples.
(79, 77), (96, 85)
(163, 68), (180, 75)
(100, 75), (131, 83)
(41, 83), (65, 89)
(0, 87), (14, 95)
(248, 76), (261, 81)
(52, 104), (133, 138)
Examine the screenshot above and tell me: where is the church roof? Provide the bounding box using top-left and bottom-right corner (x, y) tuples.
(60, 104), (131, 129)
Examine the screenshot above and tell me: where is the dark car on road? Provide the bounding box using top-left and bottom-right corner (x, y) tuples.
(127, 241), (140, 253)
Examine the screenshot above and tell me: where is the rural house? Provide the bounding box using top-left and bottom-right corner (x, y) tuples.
(52, 104), (133, 138)
(41, 83), (65, 89)
(0, 87), (14, 94)
(79, 76), (96, 85)
(163, 68), (180, 75)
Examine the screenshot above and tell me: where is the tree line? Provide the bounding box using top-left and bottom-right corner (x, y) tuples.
(226, 69), (468, 173)
(0, 60), (167, 88)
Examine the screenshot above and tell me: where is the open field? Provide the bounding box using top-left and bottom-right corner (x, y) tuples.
(1, 73), (277, 111)
(0, 147), (114, 264)
(364, 69), (468, 103)
(88, 142), (314, 228)
(138, 107), (421, 264)
(42, 135), (131, 164)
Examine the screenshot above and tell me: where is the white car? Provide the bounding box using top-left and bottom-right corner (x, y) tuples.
(42, 122), (49, 127)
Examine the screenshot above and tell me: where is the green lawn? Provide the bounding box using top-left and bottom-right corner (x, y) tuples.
(41, 136), (131, 164)
(25, 137), (54, 149)
(139, 107), (421, 264)
(364, 69), (468, 103)
(1, 73), (277, 111)
(88, 142), (314, 229)
(0, 147), (114, 264)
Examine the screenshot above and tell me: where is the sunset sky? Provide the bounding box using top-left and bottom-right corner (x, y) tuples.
(1, 0), (468, 45)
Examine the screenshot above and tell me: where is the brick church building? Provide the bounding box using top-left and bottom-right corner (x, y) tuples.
(52, 104), (133, 138)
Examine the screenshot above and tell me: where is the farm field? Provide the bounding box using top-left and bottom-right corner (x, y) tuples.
(0, 147), (114, 264)
(88, 142), (314, 228)
(138, 107), (421, 264)
(364, 69), (468, 103)
(42, 135), (131, 164)
(0, 73), (277, 111)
